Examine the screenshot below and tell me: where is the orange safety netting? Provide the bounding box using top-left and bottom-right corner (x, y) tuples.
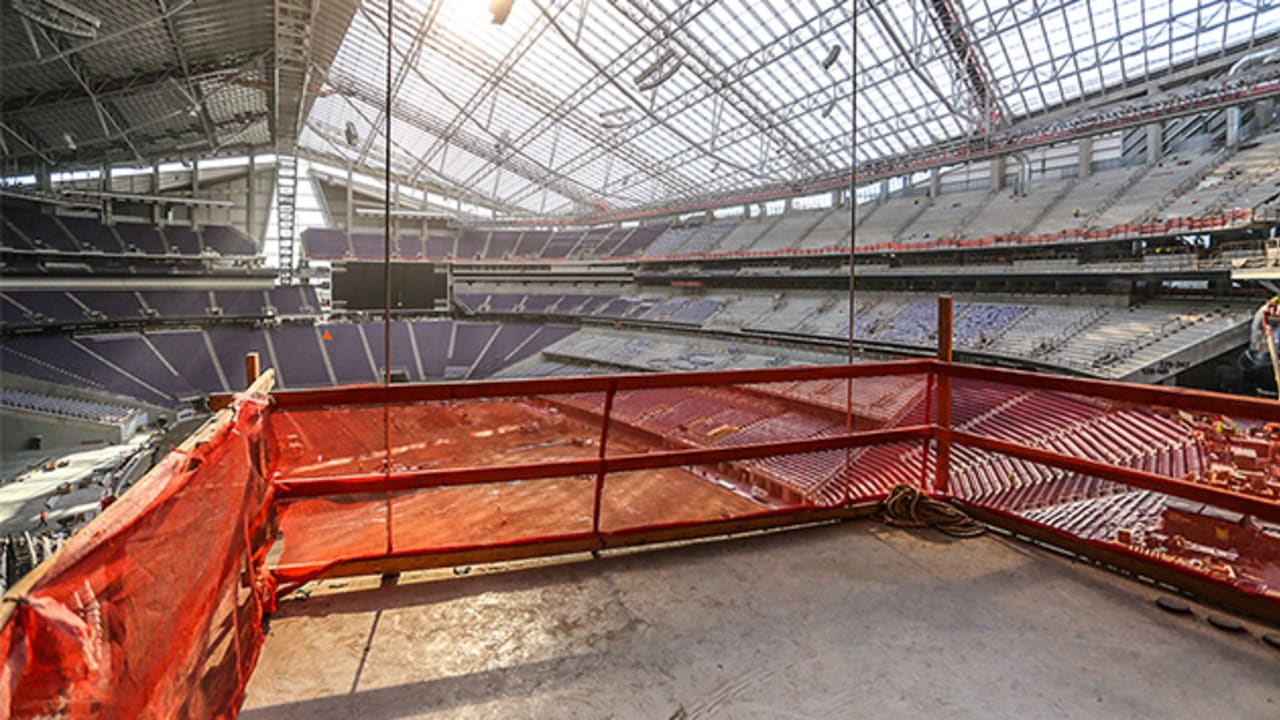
(261, 368), (936, 586)
(0, 392), (276, 720)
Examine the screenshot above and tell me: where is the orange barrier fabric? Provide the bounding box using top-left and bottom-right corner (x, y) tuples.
(265, 375), (936, 584)
(0, 394), (276, 720)
(265, 367), (1280, 606)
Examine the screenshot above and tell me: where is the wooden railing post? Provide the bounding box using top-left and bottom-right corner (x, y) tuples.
(244, 352), (260, 387)
(933, 295), (953, 494)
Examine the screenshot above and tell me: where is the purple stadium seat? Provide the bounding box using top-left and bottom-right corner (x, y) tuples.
(302, 228), (351, 259)
(147, 331), (226, 394)
(59, 215), (125, 253)
(486, 231), (520, 259)
(141, 290), (212, 318)
(115, 222), (169, 254)
(75, 291), (147, 322)
(320, 323), (376, 384)
(201, 225), (255, 255)
(163, 226), (202, 255)
(456, 230), (486, 259)
(412, 320), (452, 377)
(425, 233), (454, 259)
(215, 290), (268, 317)
(270, 325), (332, 388)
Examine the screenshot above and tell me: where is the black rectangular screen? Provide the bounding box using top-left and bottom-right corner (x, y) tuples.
(331, 262), (449, 310)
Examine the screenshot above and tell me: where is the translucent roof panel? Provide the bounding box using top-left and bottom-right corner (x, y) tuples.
(302, 0), (853, 217)
(305, 0), (1276, 217)
(855, 0), (1280, 165)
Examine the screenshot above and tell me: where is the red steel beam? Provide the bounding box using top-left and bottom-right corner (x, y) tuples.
(952, 429), (1280, 524)
(268, 360), (935, 411)
(274, 426), (934, 499)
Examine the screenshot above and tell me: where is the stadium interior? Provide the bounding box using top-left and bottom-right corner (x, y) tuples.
(2, 0), (1280, 717)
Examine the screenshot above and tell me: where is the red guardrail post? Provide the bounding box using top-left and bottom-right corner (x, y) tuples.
(592, 379), (618, 536)
(919, 371), (934, 488)
(933, 295), (953, 494)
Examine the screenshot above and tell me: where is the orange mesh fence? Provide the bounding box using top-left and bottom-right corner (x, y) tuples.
(265, 363), (936, 587)
(0, 390), (276, 719)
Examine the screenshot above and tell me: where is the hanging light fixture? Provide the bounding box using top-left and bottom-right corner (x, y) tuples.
(822, 45), (841, 70)
(489, 0), (515, 25)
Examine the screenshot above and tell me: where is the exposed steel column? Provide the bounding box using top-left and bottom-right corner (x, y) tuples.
(933, 295), (953, 493)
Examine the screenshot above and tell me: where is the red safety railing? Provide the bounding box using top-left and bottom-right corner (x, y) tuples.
(262, 349), (1280, 623)
(264, 360), (937, 589)
(4, 324), (1280, 717)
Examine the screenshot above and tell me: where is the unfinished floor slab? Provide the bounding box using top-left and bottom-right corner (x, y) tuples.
(241, 523), (1279, 720)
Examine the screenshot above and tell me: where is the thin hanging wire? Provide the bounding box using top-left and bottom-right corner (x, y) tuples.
(384, 0), (393, 388)
(844, 20), (857, 506)
(383, 0), (395, 556)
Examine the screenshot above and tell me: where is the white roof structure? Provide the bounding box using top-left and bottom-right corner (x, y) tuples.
(4, 1), (1280, 220)
(298, 0), (853, 218)
(856, 0), (1280, 164)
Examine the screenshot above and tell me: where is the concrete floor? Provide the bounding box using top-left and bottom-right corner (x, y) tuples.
(242, 523), (1279, 720)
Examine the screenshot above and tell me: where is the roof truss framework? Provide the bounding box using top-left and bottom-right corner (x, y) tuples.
(855, 0), (1280, 167)
(4, 1), (1279, 220)
(300, 0), (853, 217)
(0, 0), (275, 170)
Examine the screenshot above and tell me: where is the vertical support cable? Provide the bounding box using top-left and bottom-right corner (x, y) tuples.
(845, 17), (858, 506)
(844, 187), (856, 506)
(383, 0), (395, 557)
(933, 295), (953, 494)
(384, 0), (393, 388)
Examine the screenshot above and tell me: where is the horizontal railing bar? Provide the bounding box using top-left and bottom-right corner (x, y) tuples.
(960, 503), (1280, 625)
(273, 503), (880, 584)
(941, 362), (1280, 421)
(275, 426), (933, 498)
(268, 360), (935, 410)
(952, 430), (1280, 524)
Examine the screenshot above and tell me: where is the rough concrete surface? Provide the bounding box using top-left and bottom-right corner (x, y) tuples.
(242, 522), (1279, 719)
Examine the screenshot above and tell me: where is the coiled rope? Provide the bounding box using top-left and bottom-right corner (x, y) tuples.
(877, 484), (986, 538)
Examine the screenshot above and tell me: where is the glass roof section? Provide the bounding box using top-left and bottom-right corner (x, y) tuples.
(855, 0), (1280, 165)
(301, 0), (853, 217)
(301, 0), (1279, 218)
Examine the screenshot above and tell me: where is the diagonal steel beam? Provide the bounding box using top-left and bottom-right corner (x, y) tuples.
(610, 0), (833, 178)
(501, 0), (848, 208)
(33, 25), (145, 164)
(395, 0), (573, 184)
(354, 0), (442, 166)
(920, 0), (1011, 128)
(155, 0), (219, 153)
